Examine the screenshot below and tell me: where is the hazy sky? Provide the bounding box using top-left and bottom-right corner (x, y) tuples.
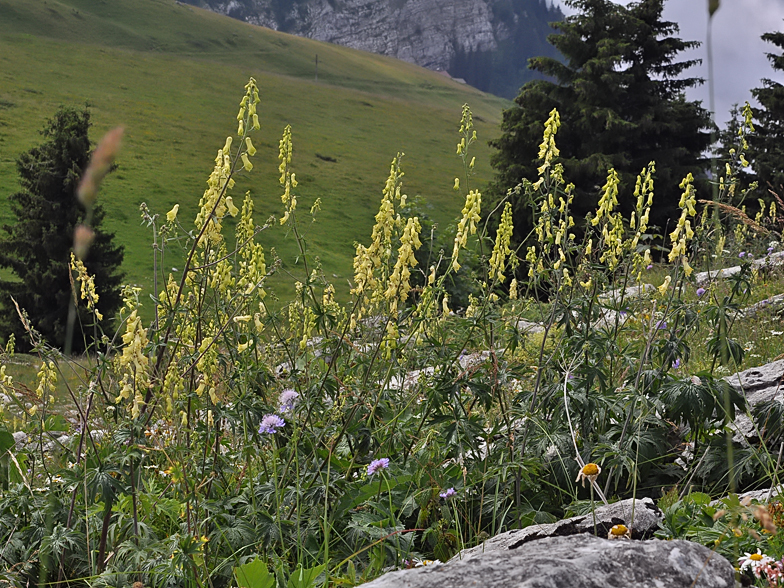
(555, 0), (784, 127)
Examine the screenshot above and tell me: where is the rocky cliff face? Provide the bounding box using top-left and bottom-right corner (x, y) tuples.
(185, 0), (563, 98)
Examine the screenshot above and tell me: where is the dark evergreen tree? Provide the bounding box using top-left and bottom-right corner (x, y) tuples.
(487, 0), (712, 251)
(0, 107), (124, 352)
(750, 30), (784, 192)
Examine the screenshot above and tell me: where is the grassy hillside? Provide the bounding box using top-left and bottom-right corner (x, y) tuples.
(0, 0), (510, 309)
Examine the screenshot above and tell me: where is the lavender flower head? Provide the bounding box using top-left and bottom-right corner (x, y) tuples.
(672, 358), (681, 369)
(367, 458), (390, 476)
(655, 320), (667, 330)
(739, 251), (746, 258)
(278, 389), (299, 413)
(646, 264), (653, 270)
(259, 414), (285, 434)
(439, 487), (457, 499)
(696, 287), (706, 297)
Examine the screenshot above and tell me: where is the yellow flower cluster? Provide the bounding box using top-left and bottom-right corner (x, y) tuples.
(236, 77), (261, 136)
(195, 79), (260, 248)
(451, 189), (481, 272)
(629, 163), (655, 279)
(194, 139), (233, 247)
(237, 193), (267, 297)
(533, 108), (560, 189)
(36, 360), (57, 404)
(70, 253), (103, 320)
(385, 216), (422, 314)
(489, 202), (514, 281)
(278, 125), (298, 225)
(456, 103), (477, 158)
(668, 173), (697, 275)
(352, 155), (406, 298)
(593, 170), (625, 270)
(116, 287), (149, 418)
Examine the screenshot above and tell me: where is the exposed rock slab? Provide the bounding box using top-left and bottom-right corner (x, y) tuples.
(726, 359), (784, 439)
(359, 534), (734, 588)
(695, 251), (784, 285)
(457, 497), (662, 562)
(599, 283), (655, 302)
(741, 293), (784, 317)
(515, 319), (545, 335)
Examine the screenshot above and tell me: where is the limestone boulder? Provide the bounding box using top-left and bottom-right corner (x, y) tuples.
(457, 497), (662, 561)
(359, 534), (735, 588)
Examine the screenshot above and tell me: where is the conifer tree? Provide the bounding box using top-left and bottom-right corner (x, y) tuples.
(487, 0), (712, 250)
(750, 30), (784, 192)
(0, 107), (124, 352)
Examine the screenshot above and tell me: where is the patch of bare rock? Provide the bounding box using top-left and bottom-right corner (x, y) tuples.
(358, 497), (735, 587)
(359, 533), (733, 588)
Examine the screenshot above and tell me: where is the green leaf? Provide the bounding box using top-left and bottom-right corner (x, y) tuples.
(287, 564), (325, 588)
(234, 559), (275, 588)
(0, 430), (14, 455)
(686, 491), (712, 506)
(44, 414), (68, 432)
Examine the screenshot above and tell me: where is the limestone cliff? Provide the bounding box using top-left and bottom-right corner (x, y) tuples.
(183, 0), (563, 98)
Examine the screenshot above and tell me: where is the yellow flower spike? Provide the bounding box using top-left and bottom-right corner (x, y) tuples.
(489, 202), (514, 281)
(167, 204), (179, 222)
(451, 189), (482, 272)
(245, 137), (257, 156)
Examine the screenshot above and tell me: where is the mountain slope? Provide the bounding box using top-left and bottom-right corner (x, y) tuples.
(0, 0), (509, 303)
(184, 0), (564, 99)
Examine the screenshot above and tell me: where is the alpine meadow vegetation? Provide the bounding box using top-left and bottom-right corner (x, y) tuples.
(0, 54), (784, 588)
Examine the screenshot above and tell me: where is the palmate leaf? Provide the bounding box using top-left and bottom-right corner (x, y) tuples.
(234, 558), (275, 588)
(660, 374), (745, 437)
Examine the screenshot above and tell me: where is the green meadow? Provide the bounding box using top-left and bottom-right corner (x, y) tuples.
(0, 0), (509, 303)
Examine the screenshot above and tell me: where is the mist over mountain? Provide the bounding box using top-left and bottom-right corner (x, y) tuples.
(181, 0), (564, 99)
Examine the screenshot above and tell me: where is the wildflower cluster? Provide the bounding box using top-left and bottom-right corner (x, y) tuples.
(668, 173), (698, 276)
(70, 252), (103, 320)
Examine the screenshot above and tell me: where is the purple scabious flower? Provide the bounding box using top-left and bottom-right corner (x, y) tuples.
(739, 251), (746, 258)
(367, 458), (390, 476)
(278, 389), (299, 413)
(672, 358), (681, 369)
(646, 264), (653, 270)
(439, 487), (457, 499)
(696, 287), (706, 297)
(259, 414), (285, 434)
(655, 320), (667, 330)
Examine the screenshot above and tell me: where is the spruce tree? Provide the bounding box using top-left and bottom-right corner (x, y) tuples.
(487, 0), (712, 251)
(0, 107), (124, 352)
(750, 31), (784, 192)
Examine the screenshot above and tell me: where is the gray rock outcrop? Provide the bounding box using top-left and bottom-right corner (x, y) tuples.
(695, 251), (784, 286)
(359, 533), (735, 588)
(726, 358), (784, 440)
(185, 0), (563, 97)
(457, 497), (662, 561)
